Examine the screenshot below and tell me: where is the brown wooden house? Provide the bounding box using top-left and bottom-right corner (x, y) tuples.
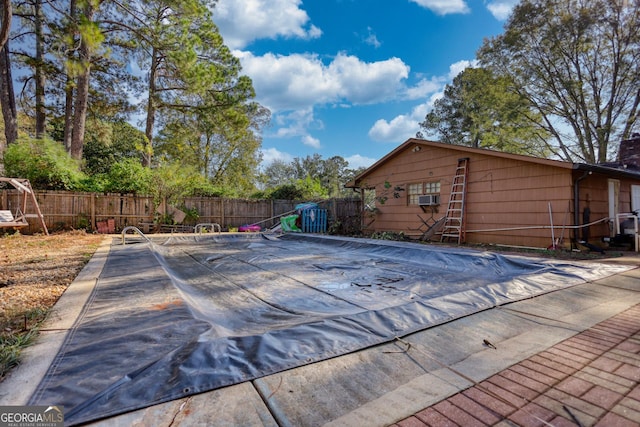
(345, 137), (640, 250)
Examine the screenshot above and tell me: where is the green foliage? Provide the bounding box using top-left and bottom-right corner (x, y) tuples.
(267, 176), (328, 200)
(3, 137), (88, 190)
(83, 121), (147, 175)
(1, 307), (47, 380)
(259, 159), (295, 189)
(375, 181), (405, 205)
(78, 14), (105, 52)
(419, 67), (549, 156)
(370, 231), (408, 241)
(76, 213), (91, 230)
(258, 154), (364, 199)
(134, 0), (263, 169)
(150, 161), (220, 207)
(101, 158), (153, 194)
(154, 84), (268, 196)
(0, 328), (39, 380)
(295, 176), (328, 199)
(181, 206), (200, 225)
(268, 184), (304, 200)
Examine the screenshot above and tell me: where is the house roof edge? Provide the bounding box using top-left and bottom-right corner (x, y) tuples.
(345, 138), (575, 188)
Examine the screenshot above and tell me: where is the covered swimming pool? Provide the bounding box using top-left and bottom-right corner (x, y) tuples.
(28, 233), (628, 425)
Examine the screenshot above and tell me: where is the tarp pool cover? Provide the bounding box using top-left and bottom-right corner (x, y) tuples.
(29, 233), (628, 425)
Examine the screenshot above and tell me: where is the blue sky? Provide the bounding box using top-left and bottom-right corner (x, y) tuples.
(212, 0), (519, 169)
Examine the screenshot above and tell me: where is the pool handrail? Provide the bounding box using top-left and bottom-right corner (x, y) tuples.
(121, 226), (151, 244)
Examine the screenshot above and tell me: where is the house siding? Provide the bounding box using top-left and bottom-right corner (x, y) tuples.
(465, 156), (573, 248)
(353, 139), (640, 250)
(365, 144), (575, 248)
(577, 172), (639, 241)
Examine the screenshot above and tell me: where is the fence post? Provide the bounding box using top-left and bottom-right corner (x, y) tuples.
(91, 193), (96, 230)
(221, 198), (225, 227)
(332, 198), (337, 224)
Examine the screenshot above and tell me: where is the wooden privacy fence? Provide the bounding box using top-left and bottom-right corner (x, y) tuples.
(0, 190), (362, 235)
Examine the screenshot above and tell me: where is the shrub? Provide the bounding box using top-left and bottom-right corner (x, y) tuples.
(266, 176), (328, 200)
(102, 158), (153, 194)
(150, 161), (225, 204)
(268, 184), (303, 200)
(3, 137), (87, 190)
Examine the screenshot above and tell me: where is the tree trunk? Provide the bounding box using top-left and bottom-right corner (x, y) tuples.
(143, 47), (158, 167)
(0, 0), (11, 52)
(69, 2), (94, 161)
(0, 0), (14, 173)
(63, 0), (76, 151)
(63, 77), (74, 151)
(34, 0), (46, 138)
(70, 51), (90, 160)
(0, 42), (17, 146)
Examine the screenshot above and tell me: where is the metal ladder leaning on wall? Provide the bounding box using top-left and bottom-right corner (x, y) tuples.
(440, 157), (469, 244)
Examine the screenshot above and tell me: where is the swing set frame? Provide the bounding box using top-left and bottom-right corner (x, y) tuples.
(0, 177), (49, 235)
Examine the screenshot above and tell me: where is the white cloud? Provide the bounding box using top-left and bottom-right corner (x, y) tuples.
(368, 59), (478, 143)
(236, 50), (416, 146)
(273, 108), (322, 137)
(485, 0), (518, 20)
(404, 77), (443, 100)
(302, 135), (321, 149)
(345, 154), (377, 169)
(409, 0), (470, 15)
(362, 27), (381, 48)
(214, 0), (321, 49)
(329, 55), (409, 104)
(261, 147), (294, 165)
(238, 49), (462, 147)
(236, 51), (337, 111)
(270, 108), (323, 149)
(236, 51), (411, 112)
(368, 103), (427, 143)
(448, 59), (478, 79)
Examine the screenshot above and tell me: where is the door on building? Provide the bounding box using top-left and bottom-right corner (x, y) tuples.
(631, 185), (640, 213)
(609, 179), (620, 236)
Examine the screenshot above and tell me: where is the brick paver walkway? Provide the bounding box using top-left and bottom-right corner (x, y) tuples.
(392, 304), (640, 427)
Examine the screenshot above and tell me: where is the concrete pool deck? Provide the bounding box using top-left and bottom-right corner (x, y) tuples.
(1, 235), (640, 426)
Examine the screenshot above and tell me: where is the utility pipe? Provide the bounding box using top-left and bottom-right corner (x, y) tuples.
(548, 202), (555, 249)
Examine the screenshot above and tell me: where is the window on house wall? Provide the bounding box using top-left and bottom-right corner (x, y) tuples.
(407, 181), (441, 205)
(407, 183), (422, 205)
(425, 181), (441, 195)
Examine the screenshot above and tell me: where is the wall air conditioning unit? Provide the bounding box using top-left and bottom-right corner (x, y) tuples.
(418, 194), (440, 206)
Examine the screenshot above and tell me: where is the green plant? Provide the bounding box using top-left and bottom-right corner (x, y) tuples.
(267, 176), (328, 200)
(370, 231), (407, 241)
(76, 213), (91, 230)
(102, 158), (153, 194)
(375, 181), (405, 205)
(3, 137), (87, 190)
(328, 218), (362, 236)
(150, 161), (219, 208)
(182, 206), (200, 225)
(0, 307), (48, 380)
(156, 213), (175, 225)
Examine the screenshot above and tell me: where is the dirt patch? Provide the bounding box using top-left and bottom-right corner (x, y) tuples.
(0, 230), (105, 380)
